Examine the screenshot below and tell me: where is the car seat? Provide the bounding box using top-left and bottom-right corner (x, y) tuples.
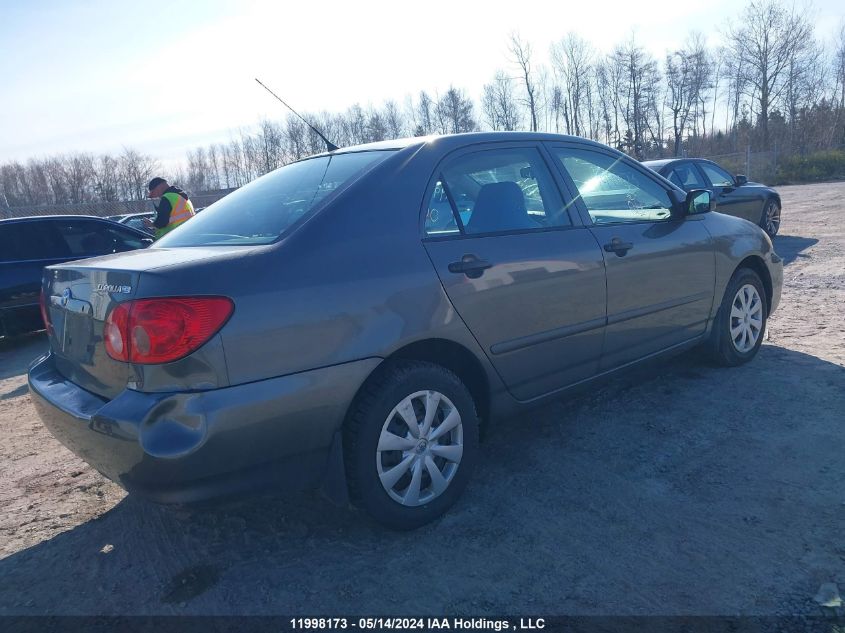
(466, 181), (534, 233)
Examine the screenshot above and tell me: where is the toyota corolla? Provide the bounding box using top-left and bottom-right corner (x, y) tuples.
(29, 132), (782, 529)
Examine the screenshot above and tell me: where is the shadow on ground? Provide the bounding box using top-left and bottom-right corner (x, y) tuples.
(773, 235), (818, 266)
(1, 344), (843, 616)
(0, 332), (47, 381)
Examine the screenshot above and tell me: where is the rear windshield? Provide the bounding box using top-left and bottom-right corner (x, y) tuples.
(157, 150), (393, 247)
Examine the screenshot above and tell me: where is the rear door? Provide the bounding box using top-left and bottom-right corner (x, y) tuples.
(548, 143), (715, 370)
(0, 221), (71, 334)
(422, 143), (607, 401)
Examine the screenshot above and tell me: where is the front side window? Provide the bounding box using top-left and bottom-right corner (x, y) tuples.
(667, 164), (707, 190)
(698, 162), (734, 187)
(424, 147), (569, 236)
(552, 148), (673, 224)
(55, 220), (114, 255)
(158, 151), (393, 247)
(107, 227), (148, 251)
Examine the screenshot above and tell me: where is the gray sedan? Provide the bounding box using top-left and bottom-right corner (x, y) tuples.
(30, 132), (782, 529)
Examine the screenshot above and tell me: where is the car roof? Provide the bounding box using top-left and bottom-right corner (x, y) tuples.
(641, 159), (681, 170)
(327, 131), (613, 156)
(0, 214), (110, 224)
(0, 214), (151, 237)
(643, 157), (723, 171)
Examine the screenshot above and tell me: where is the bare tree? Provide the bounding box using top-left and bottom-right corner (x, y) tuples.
(609, 36), (660, 158)
(833, 24), (845, 145)
(550, 33), (594, 136)
(509, 32), (539, 131)
(481, 71), (522, 131)
(119, 148), (159, 200)
(366, 108), (388, 142)
(725, 0), (813, 149)
(434, 87), (477, 134)
(256, 119), (285, 174)
(93, 155), (121, 202)
(665, 34), (713, 156)
(412, 91), (436, 136)
(383, 100), (406, 139)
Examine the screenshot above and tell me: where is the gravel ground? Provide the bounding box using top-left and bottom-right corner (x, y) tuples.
(0, 182), (843, 616)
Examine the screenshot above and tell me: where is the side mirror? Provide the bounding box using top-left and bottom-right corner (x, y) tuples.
(142, 238), (154, 247)
(686, 189), (713, 215)
(735, 174), (748, 186)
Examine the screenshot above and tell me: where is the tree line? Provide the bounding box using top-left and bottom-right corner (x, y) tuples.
(2, 0), (844, 207)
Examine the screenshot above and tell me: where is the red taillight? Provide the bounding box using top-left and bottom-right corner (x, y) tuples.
(39, 290), (54, 336)
(104, 297), (233, 364)
(104, 302), (130, 362)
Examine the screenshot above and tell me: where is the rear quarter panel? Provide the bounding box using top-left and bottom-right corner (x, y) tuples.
(140, 146), (504, 399)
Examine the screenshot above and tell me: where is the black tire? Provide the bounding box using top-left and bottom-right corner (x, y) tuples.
(344, 360), (479, 530)
(705, 268), (768, 367)
(759, 198), (781, 237)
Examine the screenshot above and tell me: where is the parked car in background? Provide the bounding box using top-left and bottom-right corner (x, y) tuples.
(642, 158), (782, 237)
(0, 215), (152, 337)
(113, 211), (156, 235)
(30, 133), (782, 529)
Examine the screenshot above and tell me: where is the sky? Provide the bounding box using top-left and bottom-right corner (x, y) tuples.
(1, 0), (843, 167)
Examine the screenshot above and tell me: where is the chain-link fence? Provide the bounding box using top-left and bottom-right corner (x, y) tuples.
(0, 189), (236, 220)
(699, 150), (779, 184)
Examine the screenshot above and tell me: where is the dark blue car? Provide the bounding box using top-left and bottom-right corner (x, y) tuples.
(0, 215), (152, 337)
(642, 158), (782, 237)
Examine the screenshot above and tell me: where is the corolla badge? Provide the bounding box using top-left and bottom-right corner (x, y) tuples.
(95, 284), (132, 294)
(61, 288), (72, 306)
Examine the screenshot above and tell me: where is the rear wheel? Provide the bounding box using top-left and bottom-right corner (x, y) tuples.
(760, 198), (781, 237)
(706, 268), (768, 366)
(344, 360), (479, 530)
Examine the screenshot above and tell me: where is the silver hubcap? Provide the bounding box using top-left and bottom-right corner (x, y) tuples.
(765, 202), (780, 235)
(730, 284), (764, 353)
(376, 390), (463, 507)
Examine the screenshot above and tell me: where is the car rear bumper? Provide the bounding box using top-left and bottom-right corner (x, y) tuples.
(28, 352), (380, 503)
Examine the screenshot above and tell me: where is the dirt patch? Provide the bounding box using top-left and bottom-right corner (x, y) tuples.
(1, 182), (843, 616)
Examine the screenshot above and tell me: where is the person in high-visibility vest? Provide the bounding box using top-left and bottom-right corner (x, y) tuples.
(145, 177), (195, 239)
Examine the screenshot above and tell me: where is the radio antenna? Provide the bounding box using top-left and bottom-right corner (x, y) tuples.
(254, 78), (339, 152)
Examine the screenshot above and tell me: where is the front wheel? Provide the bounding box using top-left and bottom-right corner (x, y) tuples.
(706, 268), (768, 366)
(344, 360), (479, 530)
(760, 198), (781, 237)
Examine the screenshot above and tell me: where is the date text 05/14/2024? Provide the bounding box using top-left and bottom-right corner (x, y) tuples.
(289, 618), (546, 630)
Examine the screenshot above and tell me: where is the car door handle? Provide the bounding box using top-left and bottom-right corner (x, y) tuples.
(603, 238), (634, 256)
(448, 254), (492, 278)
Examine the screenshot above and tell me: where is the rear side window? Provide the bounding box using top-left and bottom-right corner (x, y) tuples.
(667, 164), (706, 189)
(157, 151), (394, 247)
(0, 225), (22, 261)
(425, 147), (569, 236)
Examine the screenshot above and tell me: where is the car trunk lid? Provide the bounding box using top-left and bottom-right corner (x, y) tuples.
(42, 246), (250, 399)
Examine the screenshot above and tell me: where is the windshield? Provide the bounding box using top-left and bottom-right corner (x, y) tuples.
(157, 150), (393, 247)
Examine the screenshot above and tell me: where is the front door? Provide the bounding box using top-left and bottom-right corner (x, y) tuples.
(548, 144), (716, 370)
(422, 144), (607, 401)
(696, 161), (760, 223)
